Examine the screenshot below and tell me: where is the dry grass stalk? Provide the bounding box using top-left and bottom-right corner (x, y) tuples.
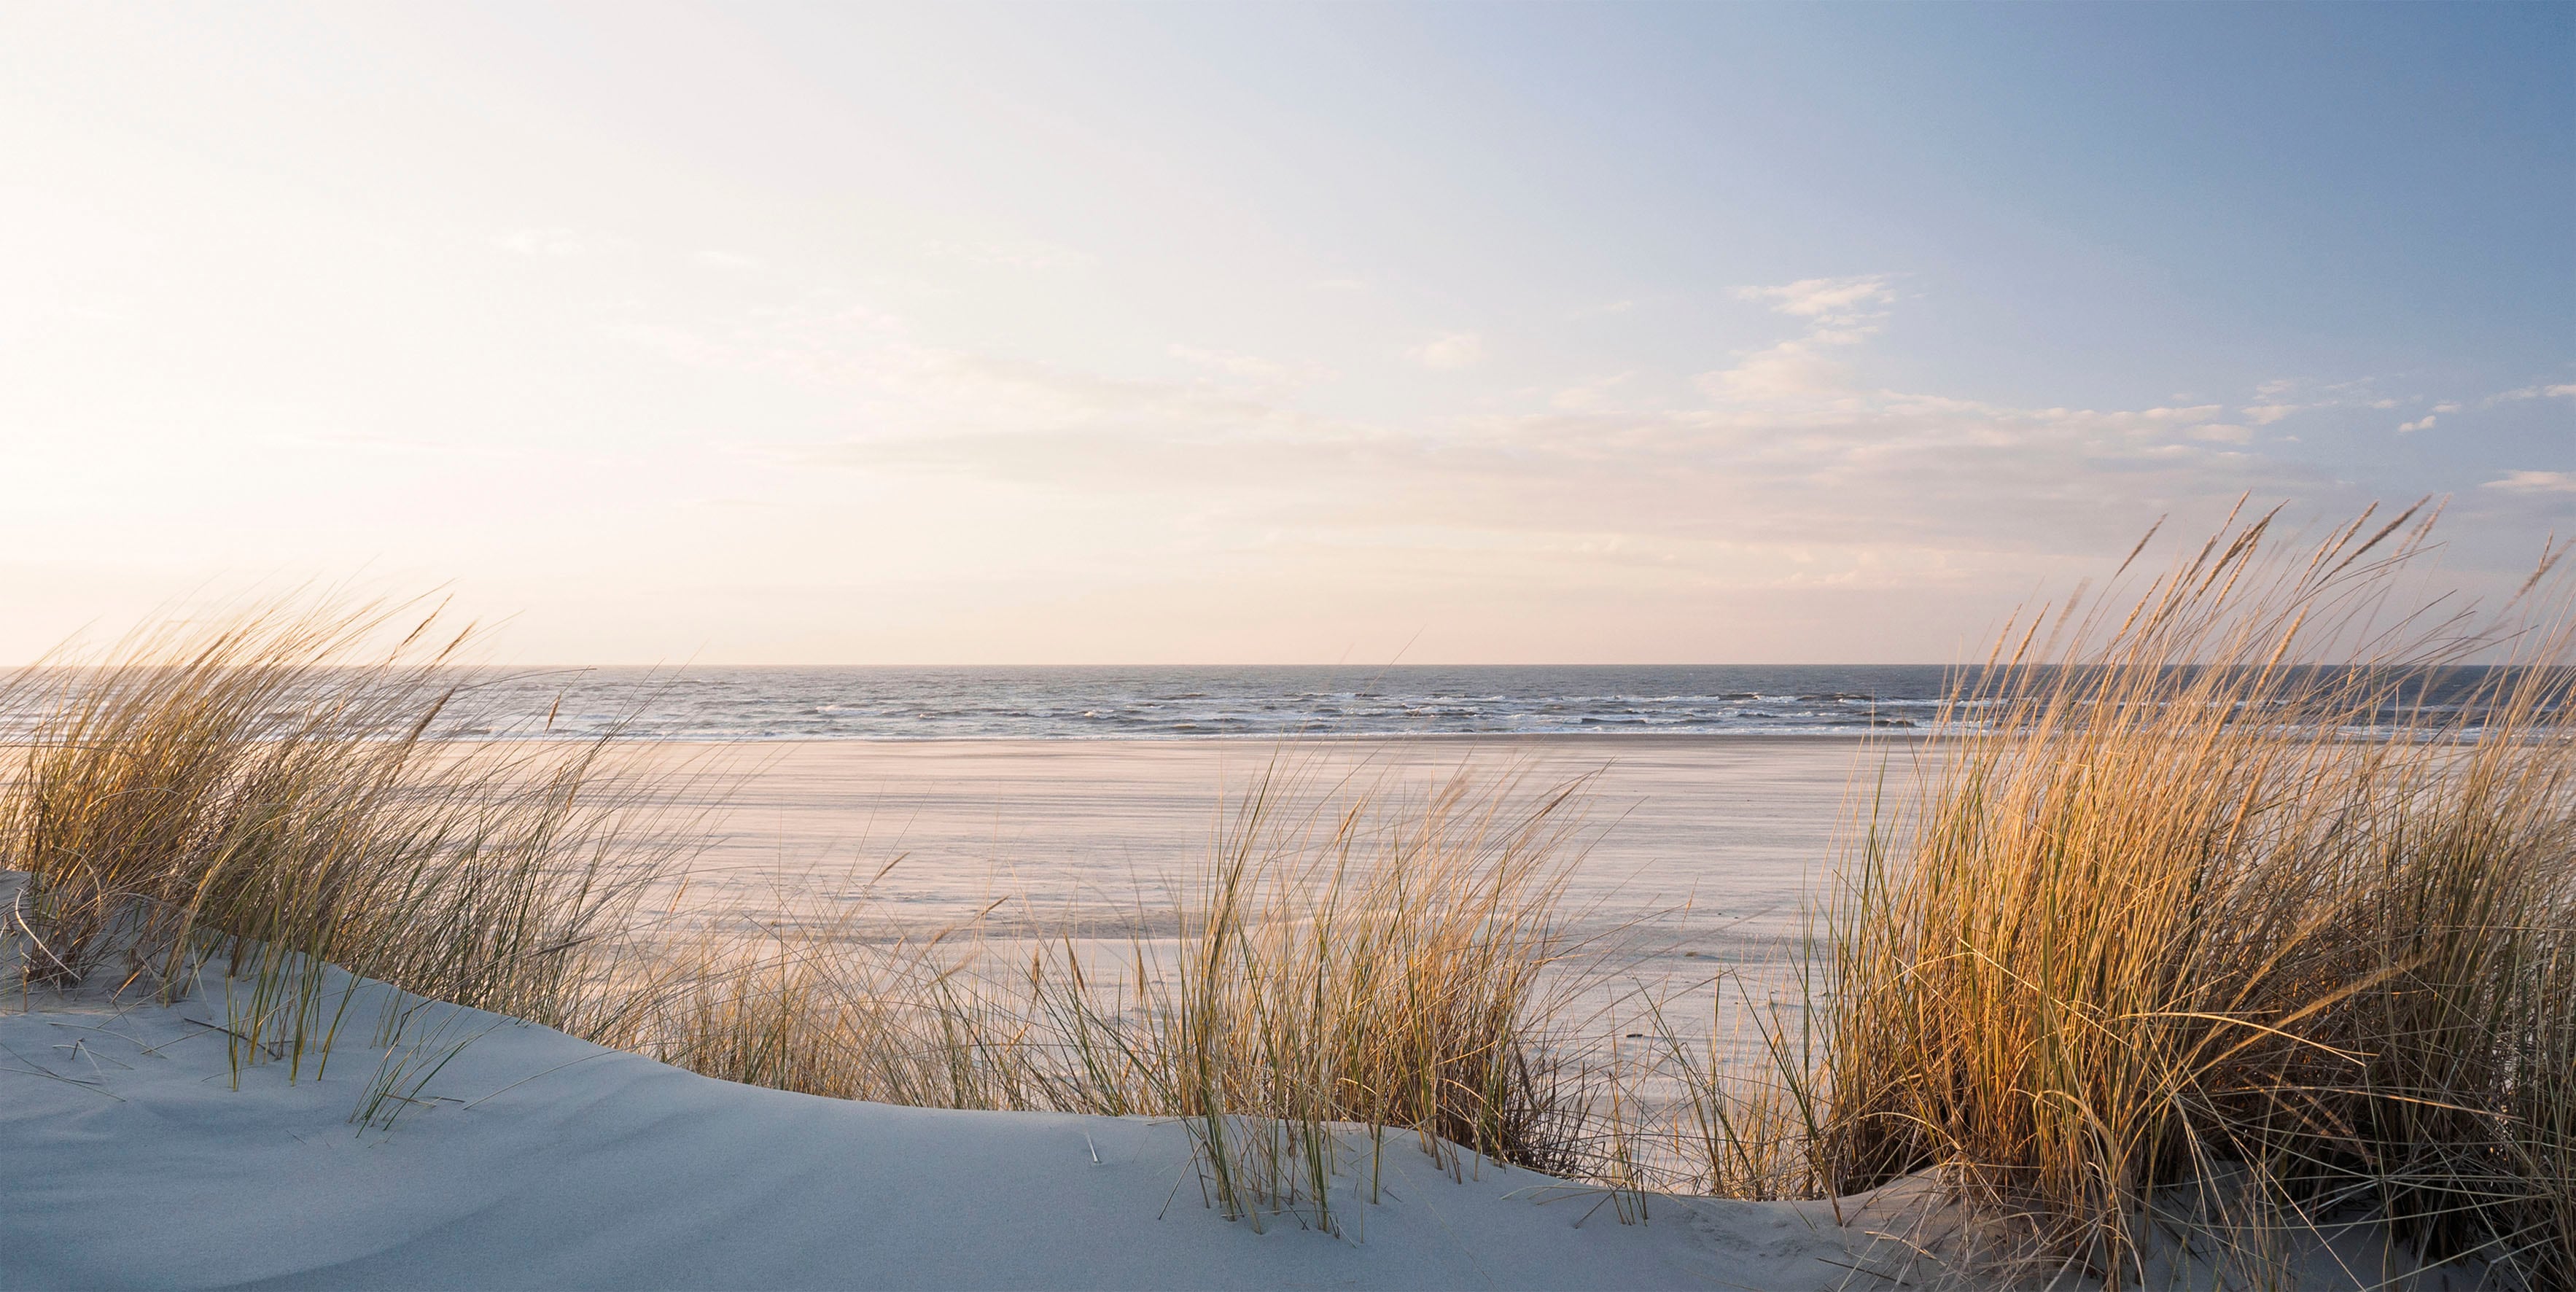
(12, 520), (2567, 1286)
(594, 761), (1611, 1234)
(1112, 763), (1604, 1226)
(0, 599), (696, 1075)
(0, 596), (1616, 1228)
(1813, 503), (2575, 1286)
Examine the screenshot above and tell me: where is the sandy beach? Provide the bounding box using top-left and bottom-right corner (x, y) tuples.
(0, 954), (1950, 1291)
(643, 735), (1923, 957)
(12, 6), (2561, 1284)
(0, 890), (2461, 1292)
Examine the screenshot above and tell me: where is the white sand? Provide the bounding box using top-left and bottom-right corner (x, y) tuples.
(1, 965), (1927, 1291)
(1, 740), (2489, 1291)
(2, 961), (2478, 1291)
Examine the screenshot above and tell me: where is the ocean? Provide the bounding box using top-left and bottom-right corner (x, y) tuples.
(0, 663), (2534, 744)
(432, 664), (1958, 741)
(401, 662), (2543, 742)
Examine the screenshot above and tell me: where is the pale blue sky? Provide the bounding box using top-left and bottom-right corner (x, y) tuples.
(2, 3), (2567, 663)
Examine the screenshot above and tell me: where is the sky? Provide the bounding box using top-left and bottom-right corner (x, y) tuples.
(2, 2), (2569, 665)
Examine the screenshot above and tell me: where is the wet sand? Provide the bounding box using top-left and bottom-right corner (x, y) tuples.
(623, 735), (1934, 967)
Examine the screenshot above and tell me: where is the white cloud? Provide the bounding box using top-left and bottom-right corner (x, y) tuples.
(1731, 274), (1900, 363)
(2238, 378), (2317, 424)
(2483, 470), (2576, 496)
(1549, 371), (1635, 412)
(1695, 275), (1912, 402)
(2489, 383), (2576, 404)
(1311, 276), (1371, 292)
(2248, 377), (2489, 425)
(494, 228), (631, 257)
(1167, 344), (1327, 384)
(2398, 416), (2437, 433)
(696, 249), (763, 270)
(1410, 332), (1485, 371)
(921, 239), (1094, 271)
(1568, 299), (1635, 320)
(1697, 340), (1853, 403)
(610, 273), (2351, 622)
(1732, 275), (1897, 329)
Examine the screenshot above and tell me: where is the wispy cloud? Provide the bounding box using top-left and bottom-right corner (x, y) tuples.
(791, 290), (2305, 567)
(1549, 371), (1635, 412)
(1167, 344), (1328, 385)
(1410, 332), (1485, 371)
(592, 273), (2373, 607)
(2486, 382), (2576, 405)
(2398, 415), (2437, 433)
(494, 228), (634, 257)
(2484, 470), (2576, 496)
(1568, 299), (1635, 320)
(1732, 274), (1897, 343)
(2235, 375), (2459, 427)
(1696, 340), (1855, 404)
(921, 239), (1095, 271)
(1700, 275), (1910, 402)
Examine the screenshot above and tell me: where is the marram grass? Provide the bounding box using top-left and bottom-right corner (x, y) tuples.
(4, 512), (2569, 1285)
(1811, 502), (2575, 1287)
(0, 600), (702, 1068)
(588, 760), (1613, 1236)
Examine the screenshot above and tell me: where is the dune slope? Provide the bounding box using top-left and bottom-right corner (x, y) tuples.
(1, 972), (1888, 1291)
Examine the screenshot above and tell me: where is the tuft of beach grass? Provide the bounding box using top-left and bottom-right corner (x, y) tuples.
(0, 597), (704, 1078)
(588, 757), (1614, 1234)
(6, 511), (2567, 1286)
(1804, 502), (2574, 1287)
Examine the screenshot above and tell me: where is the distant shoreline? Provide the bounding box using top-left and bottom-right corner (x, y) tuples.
(542, 730), (1939, 747)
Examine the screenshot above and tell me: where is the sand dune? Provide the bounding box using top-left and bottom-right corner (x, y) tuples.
(1, 966), (1908, 1291)
(3, 960), (2471, 1291)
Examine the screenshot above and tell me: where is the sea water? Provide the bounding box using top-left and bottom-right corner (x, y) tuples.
(4, 663), (2529, 742)
(415, 663), (2538, 742)
(434, 664), (1956, 740)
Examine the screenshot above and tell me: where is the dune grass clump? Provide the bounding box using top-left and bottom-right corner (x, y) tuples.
(596, 764), (1608, 1234)
(2507, 914), (2576, 1285)
(1812, 503), (2575, 1286)
(1638, 986), (1830, 1202)
(1085, 766), (1603, 1227)
(0, 601), (691, 1071)
(594, 895), (1056, 1113)
(0, 599), (1608, 1227)
(9, 507), (2567, 1279)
